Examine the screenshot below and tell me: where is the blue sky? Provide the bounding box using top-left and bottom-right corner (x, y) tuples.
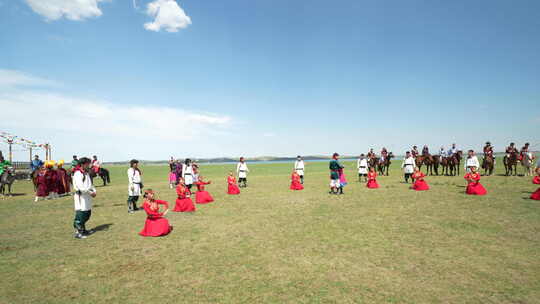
(0, 0), (539, 161)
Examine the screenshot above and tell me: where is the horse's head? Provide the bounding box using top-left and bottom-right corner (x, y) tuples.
(388, 152), (394, 159)
(456, 150), (463, 160)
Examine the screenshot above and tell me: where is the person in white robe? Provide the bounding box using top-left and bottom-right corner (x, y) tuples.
(236, 157), (249, 187)
(464, 150), (480, 173)
(127, 159), (143, 214)
(72, 157), (96, 239)
(357, 154), (368, 182)
(401, 151), (416, 183)
(294, 156), (305, 184)
(182, 158), (195, 190)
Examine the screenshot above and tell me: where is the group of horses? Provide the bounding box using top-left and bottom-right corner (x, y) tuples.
(366, 150), (535, 177)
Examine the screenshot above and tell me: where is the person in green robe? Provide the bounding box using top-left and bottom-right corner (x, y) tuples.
(329, 153), (344, 194)
(0, 155), (12, 176)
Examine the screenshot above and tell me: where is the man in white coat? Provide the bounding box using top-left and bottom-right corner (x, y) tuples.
(294, 156), (305, 184)
(464, 150), (480, 173)
(401, 151), (416, 183)
(182, 158), (195, 190)
(237, 157), (249, 187)
(357, 154), (368, 182)
(127, 159), (143, 214)
(72, 157), (96, 239)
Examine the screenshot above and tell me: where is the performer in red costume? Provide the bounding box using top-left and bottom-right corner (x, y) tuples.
(290, 170), (304, 190)
(366, 167), (379, 189)
(532, 168), (540, 185)
(464, 166), (487, 195)
(194, 175), (214, 204)
(139, 189), (172, 237)
(227, 172), (240, 195)
(531, 168), (540, 200)
(411, 167), (429, 191)
(45, 161), (59, 198)
(56, 160), (71, 196)
(173, 177), (196, 212)
(34, 166), (49, 202)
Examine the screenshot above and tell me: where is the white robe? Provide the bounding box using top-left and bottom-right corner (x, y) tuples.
(182, 164), (194, 185)
(237, 162), (249, 178)
(127, 168), (142, 196)
(73, 170), (96, 211)
(294, 160), (305, 176)
(357, 158), (368, 174)
(465, 156), (480, 170)
(401, 157), (416, 174)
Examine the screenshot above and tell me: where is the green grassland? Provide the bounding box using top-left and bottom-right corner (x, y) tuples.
(1, 159), (539, 303)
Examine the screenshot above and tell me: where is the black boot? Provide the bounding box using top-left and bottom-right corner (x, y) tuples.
(339, 187), (344, 194)
(300, 176), (304, 184)
(127, 197), (134, 213)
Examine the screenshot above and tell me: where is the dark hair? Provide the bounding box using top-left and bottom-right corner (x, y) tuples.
(73, 155), (77, 158)
(143, 189), (153, 199)
(185, 158), (191, 165)
(406, 151), (410, 154)
(297, 155), (301, 158)
(468, 149), (474, 153)
(130, 159), (139, 167)
(78, 157), (91, 165)
(360, 153), (365, 156)
(332, 153), (339, 158)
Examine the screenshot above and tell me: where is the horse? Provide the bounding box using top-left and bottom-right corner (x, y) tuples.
(482, 155), (495, 176)
(421, 154), (436, 175)
(448, 151), (463, 176)
(440, 156), (450, 175)
(503, 152), (518, 176)
(0, 167), (16, 196)
(368, 157), (379, 171)
(520, 152), (535, 176)
(431, 155), (440, 176)
(415, 155), (425, 172)
(377, 152), (394, 176)
(89, 168), (111, 186)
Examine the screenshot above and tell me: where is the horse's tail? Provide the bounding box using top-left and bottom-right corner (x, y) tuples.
(104, 169), (111, 183)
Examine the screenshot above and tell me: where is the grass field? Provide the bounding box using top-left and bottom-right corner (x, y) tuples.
(1, 159), (539, 303)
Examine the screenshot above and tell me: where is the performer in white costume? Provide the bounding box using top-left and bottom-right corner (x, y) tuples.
(357, 154), (368, 182)
(294, 156), (305, 184)
(236, 157), (249, 188)
(72, 157), (97, 239)
(401, 151), (416, 183)
(127, 159), (143, 214)
(182, 158), (195, 190)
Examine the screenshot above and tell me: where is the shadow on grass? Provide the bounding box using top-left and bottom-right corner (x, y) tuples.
(1, 193), (26, 197)
(91, 223), (113, 233)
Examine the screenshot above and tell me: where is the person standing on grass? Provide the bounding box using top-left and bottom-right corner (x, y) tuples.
(182, 158), (195, 190)
(329, 153), (344, 194)
(294, 156), (305, 184)
(127, 159), (143, 214)
(236, 157), (249, 188)
(465, 150), (480, 173)
(56, 160), (71, 196)
(72, 157), (96, 239)
(357, 154), (368, 182)
(402, 151), (416, 183)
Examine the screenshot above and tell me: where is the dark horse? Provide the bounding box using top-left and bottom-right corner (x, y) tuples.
(440, 156), (450, 175)
(0, 167), (16, 196)
(89, 168), (111, 186)
(482, 155), (495, 176)
(368, 157), (378, 171)
(448, 151), (463, 176)
(503, 151), (518, 176)
(415, 155), (435, 175)
(377, 152), (394, 176)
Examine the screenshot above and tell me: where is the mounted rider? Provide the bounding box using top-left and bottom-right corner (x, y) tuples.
(439, 146), (446, 161)
(448, 143), (458, 158)
(31, 155), (44, 173)
(506, 143), (518, 159)
(380, 147), (388, 164)
(367, 148), (376, 161)
(411, 146), (419, 159)
(422, 145), (433, 162)
(0, 155), (12, 177)
(482, 141), (494, 168)
(91, 155), (101, 174)
(520, 143), (530, 161)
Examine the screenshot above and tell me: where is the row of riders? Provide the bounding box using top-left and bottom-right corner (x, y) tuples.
(360, 142), (535, 177)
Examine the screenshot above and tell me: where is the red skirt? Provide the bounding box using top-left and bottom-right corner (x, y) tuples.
(36, 182), (49, 197)
(139, 217), (172, 237)
(412, 179), (430, 191)
(466, 182), (487, 195)
(290, 181), (304, 190)
(533, 176), (540, 185)
(196, 191), (214, 204)
(531, 188), (540, 200)
(228, 184), (240, 195)
(173, 198), (196, 212)
(367, 180), (379, 189)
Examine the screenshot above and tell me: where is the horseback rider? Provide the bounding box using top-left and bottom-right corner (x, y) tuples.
(506, 143), (518, 159)
(380, 147), (388, 164)
(520, 143), (530, 161)
(0, 155), (11, 177)
(367, 148), (376, 161)
(422, 145), (430, 156)
(91, 155), (101, 174)
(31, 155), (44, 173)
(439, 146), (446, 161)
(411, 146), (419, 159)
(448, 143), (458, 158)
(482, 141), (494, 168)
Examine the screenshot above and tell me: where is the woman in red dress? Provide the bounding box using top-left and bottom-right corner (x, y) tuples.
(56, 160), (71, 196)
(34, 166), (49, 202)
(173, 178), (196, 212)
(45, 161), (59, 198)
(227, 172), (240, 195)
(139, 189), (172, 237)
(532, 171), (540, 185)
(290, 170), (304, 190)
(411, 167), (429, 191)
(366, 167), (379, 189)
(195, 175), (214, 204)
(464, 166), (487, 195)
(531, 168), (540, 200)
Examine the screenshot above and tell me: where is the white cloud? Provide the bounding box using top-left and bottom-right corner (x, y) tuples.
(0, 69), (58, 88)
(24, 0), (105, 21)
(144, 0), (191, 32)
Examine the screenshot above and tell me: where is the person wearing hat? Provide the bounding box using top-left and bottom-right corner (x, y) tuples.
(91, 155), (101, 174)
(329, 153), (344, 194)
(357, 154), (368, 182)
(70, 155), (79, 171)
(236, 157), (249, 188)
(411, 146), (419, 159)
(520, 142), (530, 161)
(56, 160), (71, 196)
(465, 150), (480, 173)
(72, 157), (97, 239)
(30, 155), (44, 173)
(505, 142), (517, 159)
(182, 158), (195, 190)
(127, 159), (143, 214)
(45, 160), (59, 199)
(482, 142), (494, 169)
(294, 156), (305, 184)
(0, 155), (11, 177)
(401, 151), (416, 183)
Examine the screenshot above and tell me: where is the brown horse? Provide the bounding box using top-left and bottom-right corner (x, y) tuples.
(415, 154), (435, 175)
(368, 157), (378, 171)
(482, 155), (495, 176)
(377, 152), (394, 176)
(504, 151), (518, 176)
(440, 156), (450, 175)
(448, 151), (463, 176)
(431, 155), (440, 175)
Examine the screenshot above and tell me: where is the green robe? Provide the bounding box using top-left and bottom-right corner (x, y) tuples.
(329, 159), (343, 179)
(0, 160), (12, 175)
(71, 159), (78, 168)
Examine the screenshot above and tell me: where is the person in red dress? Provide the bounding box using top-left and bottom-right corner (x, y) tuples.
(366, 167), (379, 189)
(139, 189), (173, 237)
(530, 168), (540, 200)
(172, 177), (196, 212)
(45, 161), (59, 199)
(290, 170), (304, 190)
(194, 175), (214, 204)
(34, 166), (49, 202)
(56, 160), (71, 196)
(227, 172), (240, 195)
(464, 166), (487, 195)
(411, 167), (429, 191)
(532, 167), (540, 185)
